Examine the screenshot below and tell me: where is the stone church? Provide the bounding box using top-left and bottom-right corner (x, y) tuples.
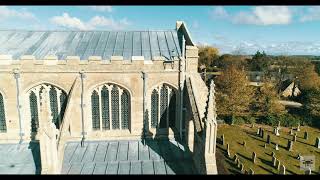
(0, 21), (218, 174)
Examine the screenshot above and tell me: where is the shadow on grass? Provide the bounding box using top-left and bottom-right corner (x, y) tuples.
(247, 133), (266, 144)
(286, 168), (297, 175)
(258, 157), (273, 168)
(258, 165), (275, 174)
(296, 139), (311, 146)
(237, 152), (252, 162)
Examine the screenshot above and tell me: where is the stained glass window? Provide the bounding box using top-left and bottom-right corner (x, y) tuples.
(159, 85), (168, 128)
(121, 91), (129, 129)
(101, 86), (110, 130)
(111, 86), (120, 129)
(59, 92), (67, 123)
(91, 90), (100, 130)
(169, 91), (176, 128)
(29, 91), (39, 132)
(49, 87), (59, 129)
(151, 90), (159, 128)
(0, 93), (6, 132)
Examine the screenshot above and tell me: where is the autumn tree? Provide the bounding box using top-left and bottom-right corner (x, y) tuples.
(198, 45), (219, 69)
(247, 51), (271, 72)
(300, 88), (320, 127)
(215, 64), (254, 117)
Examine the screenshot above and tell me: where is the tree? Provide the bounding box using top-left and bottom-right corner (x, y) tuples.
(300, 88), (320, 127)
(215, 54), (248, 70)
(215, 65), (254, 117)
(252, 82), (286, 116)
(247, 51), (271, 72)
(198, 45), (219, 69)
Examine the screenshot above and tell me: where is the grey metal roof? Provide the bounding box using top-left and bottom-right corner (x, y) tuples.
(0, 30), (182, 60)
(62, 139), (196, 174)
(0, 142), (41, 174)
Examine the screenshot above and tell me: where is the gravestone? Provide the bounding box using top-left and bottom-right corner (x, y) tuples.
(305, 167), (312, 175)
(257, 128), (260, 135)
(297, 153), (301, 160)
(243, 140), (246, 147)
(272, 156), (277, 167)
(240, 163), (244, 172)
(293, 135), (297, 142)
(275, 144), (279, 150)
(297, 124), (300, 132)
(277, 121), (281, 129)
(221, 134), (225, 146)
(236, 159), (240, 168)
(249, 168), (254, 175)
(304, 131), (308, 140)
(234, 154), (238, 163)
(261, 129), (264, 138)
(276, 128), (280, 136)
(315, 137), (320, 149)
(290, 129), (293, 135)
(287, 140), (293, 151)
(252, 152), (256, 164)
(264, 144), (267, 149)
(226, 143), (230, 157)
(267, 134), (271, 144)
(277, 160), (281, 171)
(271, 151), (275, 157)
(251, 124), (254, 128)
(280, 164), (286, 175)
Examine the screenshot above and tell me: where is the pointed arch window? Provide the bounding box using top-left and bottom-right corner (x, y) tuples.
(29, 91), (39, 133)
(59, 92), (67, 123)
(0, 93), (7, 132)
(91, 90), (100, 130)
(91, 83), (130, 131)
(150, 84), (177, 130)
(49, 86), (59, 129)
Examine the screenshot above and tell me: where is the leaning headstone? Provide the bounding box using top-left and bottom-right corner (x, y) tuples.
(226, 143), (230, 157)
(240, 163), (244, 172)
(293, 135), (297, 142)
(304, 131), (308, 140)
(297, 124), (300, 132)
(275, 144), (279, 150)
(252, 152), (256, 164)
(280, 164), (286, 175)
(236, 159), (240, 168)
(287, 140), (293, 151)
(267, 134), (271, 144)
(272, 156), (277, 167)
(249, 168), (254, 175)
(234, 154), (238, 163)
(305, 167), (312, 175)
(315, 137), (320, 149)
(221, 134), (225, 146)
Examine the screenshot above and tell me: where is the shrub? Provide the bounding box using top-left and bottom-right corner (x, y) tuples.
(243, 116), (256, 124)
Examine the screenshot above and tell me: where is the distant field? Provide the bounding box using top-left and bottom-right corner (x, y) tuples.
(216, 124), (320, 174)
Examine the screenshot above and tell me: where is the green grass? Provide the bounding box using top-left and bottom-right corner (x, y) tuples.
(216, 124), (320, 174)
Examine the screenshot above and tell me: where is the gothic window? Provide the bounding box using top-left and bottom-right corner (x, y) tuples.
(111, 86), (120, 129)
(121, 91), (129, 129)
(91, 83), (131, 131)
(59, 92), (67, 123)
(101, 86), (110, 130)
(0, 93), (6, 132)
(91, 90), (100, 130)
(159, 85), (168, 128)
(29, 91), (39, 132)
(49, 86), (59, 129)
(150, 84), (177, 130)
(151, 90), (159, 128)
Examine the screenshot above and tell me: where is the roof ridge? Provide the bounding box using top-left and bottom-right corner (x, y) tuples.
(0, 29), (178, 32)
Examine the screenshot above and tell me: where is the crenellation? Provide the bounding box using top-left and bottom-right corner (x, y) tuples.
(0, 55), (13, 65)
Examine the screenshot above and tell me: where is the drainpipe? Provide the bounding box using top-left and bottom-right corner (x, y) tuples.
(13, 69), (24, 144)
(80, 70), (86, 147)
(141, 71), (148, 141)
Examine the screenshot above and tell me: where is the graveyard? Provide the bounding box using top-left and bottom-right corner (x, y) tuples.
(216, 123), (320, 174)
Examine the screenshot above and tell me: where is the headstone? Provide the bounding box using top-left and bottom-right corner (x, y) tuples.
(267, 134), (271, 144)
(234, 154), (238, 163)
(276, 128), (280, 136)
(252, 152), (256, 164)
(264, 144), (267, 149)
(249, 168), (254, 175)
(287, 140), (293, 151)
(277, 121), (281, 129)
(257, 128), (260, 135)
(221, 134), (225, 146)
(272, 156), (277, 167)
(290, 129), (293, 135)
(236, 159), (240, 167)
(243, 140), (246, 147)
(305, 167), (312, 175)
(280, 164), (286, 175)
(297, 124), (300, 131)
(261, 129), (264, 138)
(259, 127), (263, 137)
(251, 123), (254, 128)
(293, 135), (297, 142)
(304, 131), (308, 140)
(275, 144), (279, 150)
(315, 137), (320, 149)
(226, 143), (230, 157)
(240, 163), (244, 172)
(276, 160), (281, 171)
(271, 151), (276, 157)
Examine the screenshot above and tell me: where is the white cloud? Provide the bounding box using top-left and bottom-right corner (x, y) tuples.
(299, 6), (320, 22)
(233, 6), (292, 25)
(89, 6), (113, 12)
(0, 6), (36, 21)
(210, 6), (292, 26)
(50, 13), (130, 30)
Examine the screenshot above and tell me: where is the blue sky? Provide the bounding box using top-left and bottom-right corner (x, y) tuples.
(1, 6), (320, 55)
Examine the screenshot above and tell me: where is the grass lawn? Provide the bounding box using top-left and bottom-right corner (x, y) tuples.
(216, 124), (320, 174)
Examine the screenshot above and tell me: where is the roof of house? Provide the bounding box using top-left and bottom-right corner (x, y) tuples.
(0, 30), (182, 61)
